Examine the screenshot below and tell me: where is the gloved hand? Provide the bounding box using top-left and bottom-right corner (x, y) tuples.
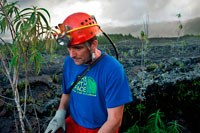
(45, 110), (66, 133)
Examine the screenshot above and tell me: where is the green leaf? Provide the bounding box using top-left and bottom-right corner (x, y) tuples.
(34, 54), (39, 74)
(176, 13), (181, 18)
(20, 7), (33, 14)
(9, 54), (19, 71)
(37, 11), (49, 27)
(29, 12), (38, 31)
(141, 31), (145, 38)
(167, 121), (184, 133)
(179, 24), (183, 30)
(15, 21), (22, 32)
(38, 8), (51, 20)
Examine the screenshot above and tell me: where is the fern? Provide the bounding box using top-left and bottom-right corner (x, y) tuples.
(124, 122), (140, 133)
(166, 121), (184, 133)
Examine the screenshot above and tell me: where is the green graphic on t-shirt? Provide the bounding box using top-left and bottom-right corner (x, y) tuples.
(72, 76), (97, 96)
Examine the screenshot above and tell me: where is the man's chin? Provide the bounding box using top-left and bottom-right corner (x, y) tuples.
(73, 60), (83, 65)
(74, 62), (82, 65)
(73, 58), (89, 65)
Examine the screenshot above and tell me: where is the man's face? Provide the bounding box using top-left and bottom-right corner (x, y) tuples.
(68, 43), (91, 65)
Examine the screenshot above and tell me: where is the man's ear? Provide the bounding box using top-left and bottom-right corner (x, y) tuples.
(91, 40), (98, 52)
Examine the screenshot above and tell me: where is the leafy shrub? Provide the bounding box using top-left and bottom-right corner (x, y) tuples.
(125, 110), (184, 133)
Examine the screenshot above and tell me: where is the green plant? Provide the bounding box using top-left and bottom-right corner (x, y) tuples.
(180, 40), (185, 56)
(52, 74), (59, 83)
(125, 110), (184, 133)
(18, 80), (25, 91)
(136, 103), (146, 121)
(159, 62), (163, 69)
(119, 57), (123, 63)
(124, 51), (128, 58)
(136, 103), (146, 112)
(179, 62), (184, 68)
(0, 0), (54, 132)
(192, 80), (200, 86)
(129, 49), (134, 57)
(176, 13), (183, 38)
(176, 83), (185, 101)
(176, 81), (200, 102)
(144, 110), (166, 132)
(125, 122), (140, 133)
(147, 63), (158, 71)
(50, 109), (56, 117)
(97, 33), (135, 44)
(124, 104), (134, 120)
(6, 102), (12, 111)
(20, 96), (24, 103)
(27, 96), (32, 104)
(144, 59), (150, 64)
(6, 88), (11, 94)
(166, 120), (184, 133)
(45, 91), (51, 98)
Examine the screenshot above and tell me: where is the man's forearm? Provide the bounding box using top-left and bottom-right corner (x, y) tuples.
(58, 94), (70, 110)
(98, 105), (124, 133)
(98, 118), (121, 133)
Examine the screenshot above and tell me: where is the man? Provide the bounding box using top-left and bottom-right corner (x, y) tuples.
(45, 12), (133, 133)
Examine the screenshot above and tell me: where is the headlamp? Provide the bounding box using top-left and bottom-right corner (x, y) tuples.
(54, 24), (72, 46)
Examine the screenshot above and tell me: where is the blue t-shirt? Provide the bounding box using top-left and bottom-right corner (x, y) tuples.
(62, 52), (133, 129)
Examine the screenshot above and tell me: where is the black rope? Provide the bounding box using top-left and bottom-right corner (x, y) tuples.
(100, 28), (119, 60)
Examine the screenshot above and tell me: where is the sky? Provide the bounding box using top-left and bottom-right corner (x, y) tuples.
(7, 0), (200, 28)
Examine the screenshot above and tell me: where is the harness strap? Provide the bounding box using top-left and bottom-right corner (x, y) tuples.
(69, 53), (106, 92)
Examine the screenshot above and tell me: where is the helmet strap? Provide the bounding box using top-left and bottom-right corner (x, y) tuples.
(92, 51), (95, 61)
(85, 42), (95, 62)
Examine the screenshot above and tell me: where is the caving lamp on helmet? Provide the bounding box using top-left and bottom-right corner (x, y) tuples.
(53, 12), (119, 60)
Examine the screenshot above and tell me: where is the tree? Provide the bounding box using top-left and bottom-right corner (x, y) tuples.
(0, 0), (55, 132)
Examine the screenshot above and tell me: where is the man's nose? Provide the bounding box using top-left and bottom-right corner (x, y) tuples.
(69, 49), (76, 58)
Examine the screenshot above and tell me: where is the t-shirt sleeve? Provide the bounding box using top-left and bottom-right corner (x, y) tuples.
(105, 65), (133, 108)
(62, 57), (71, 94)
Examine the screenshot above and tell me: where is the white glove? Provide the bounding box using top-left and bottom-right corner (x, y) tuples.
(45, 110), (66, 133)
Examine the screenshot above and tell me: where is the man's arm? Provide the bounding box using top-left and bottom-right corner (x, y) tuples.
(58, 94), (70, 110)
(45, 94), (70, 133)
(98, 105), (124, 133)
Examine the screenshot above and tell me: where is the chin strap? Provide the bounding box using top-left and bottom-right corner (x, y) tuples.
(85, 42), (95, 62)
(91, 52), (95, 61)
(69, 53), (106, 93)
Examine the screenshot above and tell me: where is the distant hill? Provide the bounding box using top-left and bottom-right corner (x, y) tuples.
(1, 17), (200, 43)
(183, 17), (200, 35)
(103, 17), (200, 38)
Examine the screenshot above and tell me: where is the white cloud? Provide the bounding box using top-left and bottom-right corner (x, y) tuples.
(38, 0), (102, 27)
(6, 0), (200, 29)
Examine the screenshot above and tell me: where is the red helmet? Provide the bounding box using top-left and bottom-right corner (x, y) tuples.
(63, 12), (100, 46)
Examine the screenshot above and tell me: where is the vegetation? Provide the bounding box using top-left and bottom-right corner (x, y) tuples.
(121, 77), (200, 133)
(0, 1), (199, 133)
(97, 33), (135, 44)
(125, 110), (184, 133)
(120, 13), (199, 133)
(0, 0), (55, 132)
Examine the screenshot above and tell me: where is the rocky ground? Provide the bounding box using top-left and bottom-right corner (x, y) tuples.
(0, 36), (200, 132)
